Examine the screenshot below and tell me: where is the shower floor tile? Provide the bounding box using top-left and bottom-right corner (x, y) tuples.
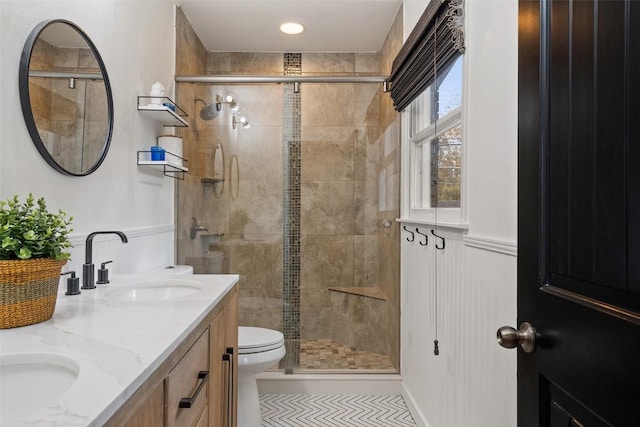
(259, 394), (416, 426)
(298, 339), (395, 370)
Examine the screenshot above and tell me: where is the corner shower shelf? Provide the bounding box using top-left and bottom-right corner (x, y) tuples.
(137, 96), (189, 127)
(327, 287), (388, 301)
(137, 150), (188, 180)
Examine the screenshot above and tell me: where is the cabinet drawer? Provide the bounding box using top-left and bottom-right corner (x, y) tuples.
(167, 329), (209, 427)
(195, 406), (209, 427)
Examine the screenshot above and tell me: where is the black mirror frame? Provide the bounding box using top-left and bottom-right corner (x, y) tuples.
(19, 19), (114, 177)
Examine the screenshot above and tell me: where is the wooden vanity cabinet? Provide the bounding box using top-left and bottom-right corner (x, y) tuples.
(166, 329), (209, 427)
(209, 290), (238, 427)
(105, 285), (238, 427)
(113, 380), (165, 427)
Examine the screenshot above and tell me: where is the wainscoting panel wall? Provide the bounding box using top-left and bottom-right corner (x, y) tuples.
(401, 227), (516, 427)
(66, 224), (175, 276)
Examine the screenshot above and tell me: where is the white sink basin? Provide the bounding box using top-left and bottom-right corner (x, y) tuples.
(103, 279), (203, 302)
(0, 353), (79, 425)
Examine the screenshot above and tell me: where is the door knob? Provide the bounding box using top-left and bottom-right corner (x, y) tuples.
(496, 322), (536, 353)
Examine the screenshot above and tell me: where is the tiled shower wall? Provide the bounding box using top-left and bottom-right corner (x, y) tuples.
(174, 7), (401, 369)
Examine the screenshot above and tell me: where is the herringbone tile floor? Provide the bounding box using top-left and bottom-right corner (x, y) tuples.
(259, 394), (416, 426)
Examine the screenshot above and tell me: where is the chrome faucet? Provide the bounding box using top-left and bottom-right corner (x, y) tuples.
(82, 231), (128, 289)
(190, 217), (208, 239)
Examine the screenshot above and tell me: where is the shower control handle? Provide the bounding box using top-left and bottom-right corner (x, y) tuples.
(190, 217), (208, 239)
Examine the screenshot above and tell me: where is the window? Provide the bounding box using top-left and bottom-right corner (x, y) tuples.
(405, 55), (463, 223)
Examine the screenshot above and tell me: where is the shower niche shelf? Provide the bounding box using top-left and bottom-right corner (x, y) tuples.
(328, 286), (388, 301)
(137, 150), (188, 180)
(137, 96), (188, 127)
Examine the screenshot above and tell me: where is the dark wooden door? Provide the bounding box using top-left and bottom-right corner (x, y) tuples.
(517, 0), (640, 425)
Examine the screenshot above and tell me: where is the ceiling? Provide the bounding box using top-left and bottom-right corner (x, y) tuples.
(176, 0), (402, 53)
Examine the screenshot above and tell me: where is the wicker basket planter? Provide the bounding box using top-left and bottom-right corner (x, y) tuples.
(0, 258), (67, 329)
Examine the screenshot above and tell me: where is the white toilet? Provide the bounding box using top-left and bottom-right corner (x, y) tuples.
(238, 326), (286, 427)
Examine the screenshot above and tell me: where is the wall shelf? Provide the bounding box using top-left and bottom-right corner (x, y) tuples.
(137, 151), (188, 180)
(137, 96), (188, 127)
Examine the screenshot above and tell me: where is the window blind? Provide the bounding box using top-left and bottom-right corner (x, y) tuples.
(389, 0), (465, 112)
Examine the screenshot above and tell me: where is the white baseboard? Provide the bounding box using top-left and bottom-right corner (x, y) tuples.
(401, 383), (430, 427)
(256, 372), (403, 395)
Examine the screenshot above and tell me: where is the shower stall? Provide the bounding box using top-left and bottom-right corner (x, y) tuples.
(174, 52), (400, 373)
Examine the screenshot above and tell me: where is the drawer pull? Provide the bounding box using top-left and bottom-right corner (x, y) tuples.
(226, 348), (234, 427)
(223, 347), (235, 427)
(179, 370), (209, 409)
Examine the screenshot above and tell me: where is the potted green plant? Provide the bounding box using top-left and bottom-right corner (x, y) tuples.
(0, 194), (73, 328)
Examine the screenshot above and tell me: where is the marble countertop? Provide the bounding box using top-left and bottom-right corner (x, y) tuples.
(0, 273), (239, 427)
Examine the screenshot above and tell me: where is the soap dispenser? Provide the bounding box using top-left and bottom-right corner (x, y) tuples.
(62, 271), (80, 295)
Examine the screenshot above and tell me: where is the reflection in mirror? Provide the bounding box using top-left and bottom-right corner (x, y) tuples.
(19, 19), (113, 176)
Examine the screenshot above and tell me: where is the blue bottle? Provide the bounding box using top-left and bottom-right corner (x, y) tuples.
(150, 146), (165, 161)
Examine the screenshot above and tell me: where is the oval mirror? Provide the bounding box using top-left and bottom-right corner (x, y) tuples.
(19, 19), (113, 176)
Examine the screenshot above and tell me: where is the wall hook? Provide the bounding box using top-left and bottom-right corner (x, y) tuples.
(431, 229), (445, 250)
(403, 225), (415, 242)
(415, 228), (428, 246)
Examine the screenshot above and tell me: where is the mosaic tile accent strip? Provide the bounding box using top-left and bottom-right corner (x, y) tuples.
(259, 394), (417, 426)
(282, 52), (302, 369)
(284, 52), (302, 76)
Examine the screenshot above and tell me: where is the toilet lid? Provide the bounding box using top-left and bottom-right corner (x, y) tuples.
(238, 326), (284, 354)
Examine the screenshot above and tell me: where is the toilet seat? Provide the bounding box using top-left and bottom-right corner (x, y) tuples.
(239, 326), (284, 354)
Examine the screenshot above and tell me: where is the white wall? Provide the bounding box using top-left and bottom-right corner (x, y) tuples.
(464, 0), (518, 244)
(400, 1), (518, 426)
(0, 0), (178, 276)
(402, 0), (429, 41)
(402, 231), (517, 427)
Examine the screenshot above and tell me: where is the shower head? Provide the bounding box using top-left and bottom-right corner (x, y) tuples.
(200, 103), (221, 120)
(194, 98), (220, 121)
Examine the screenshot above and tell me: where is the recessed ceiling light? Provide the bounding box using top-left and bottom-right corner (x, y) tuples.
(280, 22), (305, 35)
